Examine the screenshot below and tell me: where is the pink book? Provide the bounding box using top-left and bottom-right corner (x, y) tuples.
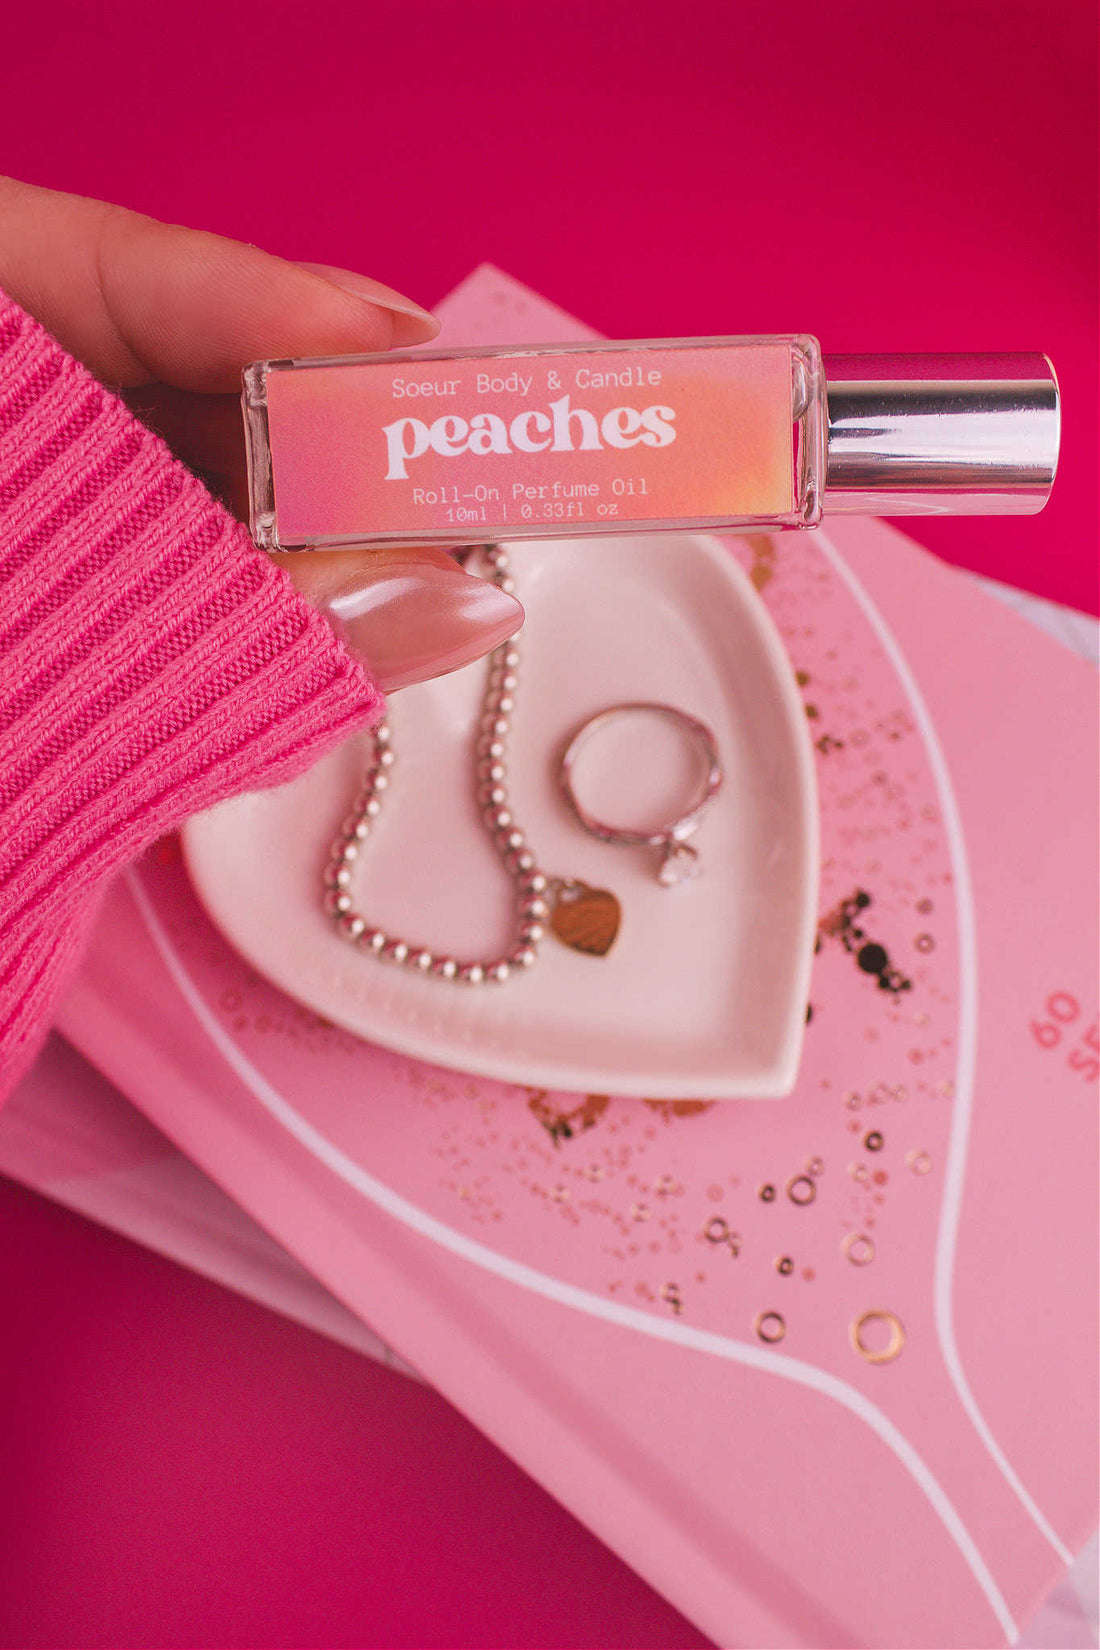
(5, 269), (1096, 1649)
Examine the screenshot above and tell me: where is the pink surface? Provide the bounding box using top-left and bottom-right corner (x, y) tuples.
(0, 1174), (707, 1650)
(50, 503), (1099, 1647)
(0, 7), (1096, 1647)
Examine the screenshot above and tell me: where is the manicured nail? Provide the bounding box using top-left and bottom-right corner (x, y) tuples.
(323, 560), (523, 692)
(296, 261), (440, 346)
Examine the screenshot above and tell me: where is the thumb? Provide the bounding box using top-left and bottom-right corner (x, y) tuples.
(0, 176), (439, 393)
(270, 546), (524, 694)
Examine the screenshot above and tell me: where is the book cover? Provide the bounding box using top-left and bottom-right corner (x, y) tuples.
(29, 270), (1099, 1649)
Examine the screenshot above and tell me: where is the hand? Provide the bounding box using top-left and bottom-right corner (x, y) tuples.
(0, 178), (523, 690)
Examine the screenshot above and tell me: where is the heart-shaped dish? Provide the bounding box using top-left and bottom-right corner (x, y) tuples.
(182, 533), (818, 1098)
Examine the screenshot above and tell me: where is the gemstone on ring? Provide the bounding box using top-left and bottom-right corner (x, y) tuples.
(658, 840), (701, 887)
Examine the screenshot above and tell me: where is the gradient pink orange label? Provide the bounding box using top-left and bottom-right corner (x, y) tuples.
(263, 343), (795, 546)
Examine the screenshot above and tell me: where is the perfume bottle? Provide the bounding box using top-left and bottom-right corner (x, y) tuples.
(243, 337), (1059, 552)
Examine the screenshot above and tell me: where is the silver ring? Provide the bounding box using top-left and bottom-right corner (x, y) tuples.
(559, 702), (722, 886)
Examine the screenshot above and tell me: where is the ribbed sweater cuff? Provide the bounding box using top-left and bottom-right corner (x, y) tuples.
(0, 291), (383, 1093)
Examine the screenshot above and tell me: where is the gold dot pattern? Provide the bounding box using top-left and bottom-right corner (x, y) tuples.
(850, 1310), (905, 1364)
(843, 1233), (876, 1266)
(786, 1174), (817, 1206)
(755, 1311), (786, 1344)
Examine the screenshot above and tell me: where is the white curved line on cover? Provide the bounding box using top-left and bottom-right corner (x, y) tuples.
(128, 869), (1015, 1640)
(816, 528), (1072, 1568)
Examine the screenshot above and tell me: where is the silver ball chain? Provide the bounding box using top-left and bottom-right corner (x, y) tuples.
(322, 544), (553, 984)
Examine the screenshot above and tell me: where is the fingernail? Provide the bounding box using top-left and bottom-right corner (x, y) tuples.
(296, 261), (440, 346)
(323, 560), (523, 692)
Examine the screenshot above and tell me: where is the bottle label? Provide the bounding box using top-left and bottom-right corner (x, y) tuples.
(263, 342), (795, 545)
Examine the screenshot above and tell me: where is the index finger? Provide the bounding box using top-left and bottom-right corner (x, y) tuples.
(0, 176), (438, 393)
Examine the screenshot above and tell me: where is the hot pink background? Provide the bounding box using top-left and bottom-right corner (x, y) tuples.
(0, 4), (1096, 1646)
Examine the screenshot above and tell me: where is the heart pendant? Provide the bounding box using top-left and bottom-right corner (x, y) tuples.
(549, 884), (621, 957)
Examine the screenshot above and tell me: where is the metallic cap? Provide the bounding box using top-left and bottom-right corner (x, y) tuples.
(823, 353), (1060, 515)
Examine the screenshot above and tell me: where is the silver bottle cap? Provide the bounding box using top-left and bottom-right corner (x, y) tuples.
(822, 354), (1059, 515)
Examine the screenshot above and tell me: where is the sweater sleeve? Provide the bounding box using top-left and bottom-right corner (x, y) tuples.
(0, 291), (384, 1096)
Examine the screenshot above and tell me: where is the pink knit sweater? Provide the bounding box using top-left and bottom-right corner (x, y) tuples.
(0, 291), (383, 1097)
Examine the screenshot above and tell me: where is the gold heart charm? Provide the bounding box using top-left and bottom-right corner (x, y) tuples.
(549, 884), (621, 957)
